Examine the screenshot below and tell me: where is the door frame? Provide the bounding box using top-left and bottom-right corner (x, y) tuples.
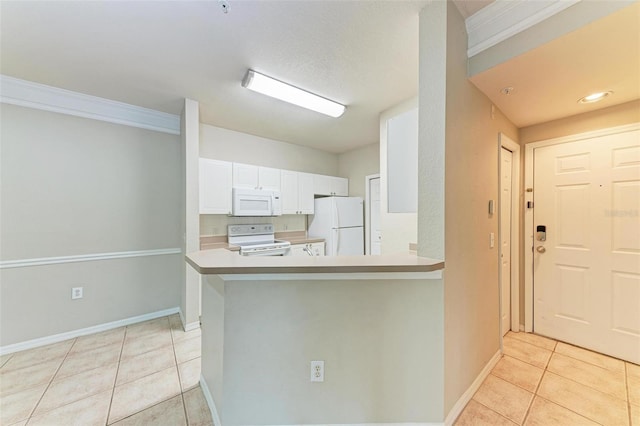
(523, 122), (640, 332)
(365, 173), (380, 255)
(499, 134), (521, 333)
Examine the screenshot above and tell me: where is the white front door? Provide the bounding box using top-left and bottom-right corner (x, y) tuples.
(500, 147), (513, 336)
(533, 129), (640, 363)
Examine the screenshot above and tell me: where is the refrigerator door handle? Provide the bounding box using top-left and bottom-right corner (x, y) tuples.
(333, 228), (339, 255)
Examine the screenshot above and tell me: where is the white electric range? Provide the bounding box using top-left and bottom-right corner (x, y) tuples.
(228, 224), (291, 256)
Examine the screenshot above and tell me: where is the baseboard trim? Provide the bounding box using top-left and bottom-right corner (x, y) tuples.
(178, 308), (201, 332)
(0, 74), (180, 135)
(0, 248), (183, 269)
(200, 374), (222, 426)
(444, 349), (502, 426)
(0, 306), (179, 355)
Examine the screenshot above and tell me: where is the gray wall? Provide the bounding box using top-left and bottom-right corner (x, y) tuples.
(337, 143), (380, 200)
(0, 104), (182, 346)
(202, 276), (444, 425)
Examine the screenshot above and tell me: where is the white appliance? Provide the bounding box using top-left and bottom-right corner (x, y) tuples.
(232, 188), (282, 217)
(228, 224), (291, 256)
(308, 197), (364, 256)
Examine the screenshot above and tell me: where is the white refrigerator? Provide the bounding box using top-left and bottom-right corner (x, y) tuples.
(308, 196), (364, 256)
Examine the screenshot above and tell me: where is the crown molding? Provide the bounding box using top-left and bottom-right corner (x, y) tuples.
(0, 75), (180, 135)
(466, 0), (580, 58)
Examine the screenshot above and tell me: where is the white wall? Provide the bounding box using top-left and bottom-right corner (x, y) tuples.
(0, 104), (182, 346)
(200, 124), (339, 175)
(337, 143), (380, 200)
(380, 97), (418, 254)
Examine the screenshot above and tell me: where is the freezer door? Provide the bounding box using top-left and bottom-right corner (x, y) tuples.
(331, 227), (364, 256)
(334, 197), (363, 228)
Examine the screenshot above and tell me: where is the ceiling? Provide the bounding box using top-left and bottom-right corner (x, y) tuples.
(470, 1), (640, 128)
(0, 1), (637, 154)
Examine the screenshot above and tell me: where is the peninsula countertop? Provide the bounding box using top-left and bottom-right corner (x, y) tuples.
(186, 248), (444, 275)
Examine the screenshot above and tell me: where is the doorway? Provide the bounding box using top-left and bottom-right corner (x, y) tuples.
(499, 134), (520, 336)
(365, 174), (381, 255)
(524, 124), (640, 363)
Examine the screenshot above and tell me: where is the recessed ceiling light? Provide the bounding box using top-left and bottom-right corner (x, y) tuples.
(578, 91), (612, 104)
(241, 69), (346, 118)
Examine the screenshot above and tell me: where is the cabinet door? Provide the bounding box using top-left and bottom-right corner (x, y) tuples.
(289, 244), (308, 256)
(199, 158), (232, 214)
(332, 177), (349, 196)
(311, 242), (325, 256)
(298, 172), (315, 214)
(258, 167), (281, 191)
(313, 174), (333, 196)
(232, 163), (259, 189)
(280, 170), (299, 214)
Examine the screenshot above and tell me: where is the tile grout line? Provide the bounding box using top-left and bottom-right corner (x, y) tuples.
(106, 317), (182, 424)
(170, 317), (191, 424)
(104, 328), (128, 425)
(519, 337), (556, 425)
(25, 338), (77, 423)
(467, 398), (520, 425)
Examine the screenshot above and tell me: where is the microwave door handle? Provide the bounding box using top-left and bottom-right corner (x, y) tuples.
(271, 193), (275, 215)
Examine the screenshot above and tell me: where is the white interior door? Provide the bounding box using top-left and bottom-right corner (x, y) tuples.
(500, 148), (513, 336)
(533, 129), (640, 363)
(370, 177), (381, 255)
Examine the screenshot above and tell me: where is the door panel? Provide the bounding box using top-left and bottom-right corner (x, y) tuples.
(533, 129), (640, 363)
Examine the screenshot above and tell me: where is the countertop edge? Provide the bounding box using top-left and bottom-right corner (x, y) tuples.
(185, 255), (444, 275)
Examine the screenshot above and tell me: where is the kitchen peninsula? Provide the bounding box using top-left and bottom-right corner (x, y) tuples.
(186, 249), (446, 425)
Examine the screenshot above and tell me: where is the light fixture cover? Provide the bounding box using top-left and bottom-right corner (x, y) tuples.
(578, 91), (612, 104)
(241, 69), (345, 118)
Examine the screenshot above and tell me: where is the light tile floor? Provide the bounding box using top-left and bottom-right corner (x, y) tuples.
(3, 319), (639, 425)
(0, 314), (213, 426)
(456, 331), (640, 426)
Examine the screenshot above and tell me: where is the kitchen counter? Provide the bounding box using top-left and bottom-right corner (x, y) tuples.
(186, 248), (444, 275)
(190, 249), (445, 424)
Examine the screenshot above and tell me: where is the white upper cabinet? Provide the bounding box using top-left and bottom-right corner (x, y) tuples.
(233, 163), (281, 191)
(313, 174), (348, 196)
(258, 167), (281, 191)
(298, 172), (315, 213)
(281, 170), (314, 215)
(199, 158), (233, 215)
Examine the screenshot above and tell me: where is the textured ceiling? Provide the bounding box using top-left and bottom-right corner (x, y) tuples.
(0, 0), (431, 153)
(1, 1), (637, 154)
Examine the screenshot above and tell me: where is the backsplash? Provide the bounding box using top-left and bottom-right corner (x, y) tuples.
(200, 214), (307, 236)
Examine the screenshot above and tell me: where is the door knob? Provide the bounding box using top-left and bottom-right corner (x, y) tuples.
(536, 246), (546, 253)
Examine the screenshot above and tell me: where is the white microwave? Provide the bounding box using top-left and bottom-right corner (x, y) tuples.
(232, 188), (282, 217)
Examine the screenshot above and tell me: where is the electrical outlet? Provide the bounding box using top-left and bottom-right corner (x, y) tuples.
(310, 360), (324, 382)
(71, 287), (83, 300)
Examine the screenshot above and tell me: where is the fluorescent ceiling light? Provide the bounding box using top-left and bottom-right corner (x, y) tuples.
(242, 69), (346, 118)
(578, 91), (612, 104)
